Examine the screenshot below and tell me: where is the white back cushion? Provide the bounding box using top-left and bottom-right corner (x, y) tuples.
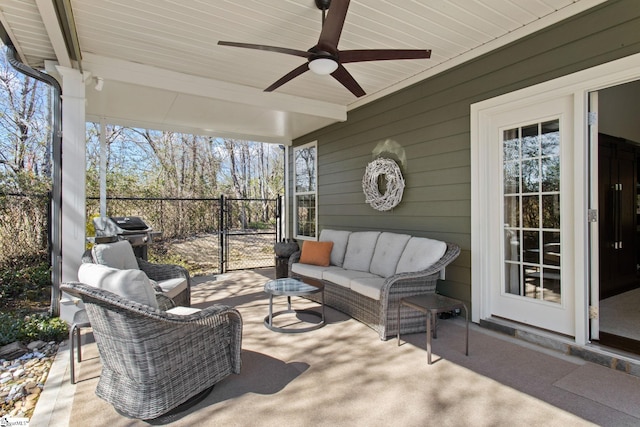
(369, 232), (412, 277)
(395, 237), (447, 274)
(78, 263), (158, 309)
(342, 231), (381, 272)
(92, 240), (139, 270)
(319, 229), (352, 267)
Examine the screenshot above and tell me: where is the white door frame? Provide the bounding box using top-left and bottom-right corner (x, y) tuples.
(471, 52), (640, 346)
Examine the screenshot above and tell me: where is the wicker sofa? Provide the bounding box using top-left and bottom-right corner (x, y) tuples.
(288, 229), (460, 340)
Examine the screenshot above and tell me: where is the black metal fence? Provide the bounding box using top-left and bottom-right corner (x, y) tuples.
(0, 192), (51, 266)
(87, 195), (282, 274)
(0, 193), (281, 277)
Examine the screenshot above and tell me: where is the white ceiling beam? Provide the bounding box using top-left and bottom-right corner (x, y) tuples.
(82, 53), (346, 122)
(0, 9), (28, 64)
(34, 0), (72, 68)
(84, 113), (294, 145)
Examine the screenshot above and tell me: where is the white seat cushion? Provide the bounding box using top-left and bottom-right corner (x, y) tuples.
(166, 306), (201, 315)
(369, 232), (411, 277)
(342, 231), (381, 272)
(323, 268), (379, 288)
(395, 237), (447, 274)
(319, 229), (352, 267)
(78, 263), (158, 309)
(154, 277), (188, 300)
(291, 263), (334, 280)
(91, 240), (139, 270)
(350, 277), (386, 301)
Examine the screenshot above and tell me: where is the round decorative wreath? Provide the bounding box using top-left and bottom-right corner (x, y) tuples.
(362, 158), (405, 211)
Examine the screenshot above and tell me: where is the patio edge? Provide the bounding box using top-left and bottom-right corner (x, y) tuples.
(480, 318), (640, 378)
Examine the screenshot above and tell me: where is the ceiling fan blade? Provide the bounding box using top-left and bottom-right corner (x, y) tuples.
(317, 0), (350, 53)
(264, 63), (310, 92)
(340, 49), (432, 63)
(218, 41), (311, 58)
(331, 64), (365, 97)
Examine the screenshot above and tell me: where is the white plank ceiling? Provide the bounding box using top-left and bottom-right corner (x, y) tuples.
(0, 0), (605, 143)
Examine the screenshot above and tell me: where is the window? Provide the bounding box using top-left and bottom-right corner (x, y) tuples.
(294, 142), (317, 239)
(503, 119), (561, 303)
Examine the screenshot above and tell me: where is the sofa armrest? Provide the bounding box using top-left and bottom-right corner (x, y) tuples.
(155, 292), (176, 311)
(381, 242), (461, 297)
(287, 250), (301, 276)
(136, 257), (190, 282)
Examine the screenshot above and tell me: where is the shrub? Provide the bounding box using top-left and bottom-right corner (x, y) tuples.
(0, 312), (67, 347)
(0, 312), (23, 346)
(21, 314), (68, 343)
(0, 256), (50, 305)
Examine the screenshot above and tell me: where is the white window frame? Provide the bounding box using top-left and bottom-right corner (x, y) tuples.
(471, 52), (640, 346)
(293, 141), (318, 241)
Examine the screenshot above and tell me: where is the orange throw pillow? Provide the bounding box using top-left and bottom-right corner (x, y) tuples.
(299, 241), (334, 267)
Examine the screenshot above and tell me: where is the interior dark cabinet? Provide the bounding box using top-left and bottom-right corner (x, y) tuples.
(598, 133), (640, 300)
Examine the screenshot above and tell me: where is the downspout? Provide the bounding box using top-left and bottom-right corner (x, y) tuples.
(5, 45), (63, 317)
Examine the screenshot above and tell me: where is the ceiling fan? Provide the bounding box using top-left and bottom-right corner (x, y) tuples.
(218, 0), (431, 97)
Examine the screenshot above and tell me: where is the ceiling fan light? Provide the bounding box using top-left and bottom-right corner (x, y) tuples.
(309, 58), (338, 75)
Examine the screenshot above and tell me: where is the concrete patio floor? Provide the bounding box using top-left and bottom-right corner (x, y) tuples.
(29, 268), (640, 426)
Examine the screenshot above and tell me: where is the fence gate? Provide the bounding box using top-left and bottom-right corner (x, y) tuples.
(220, 195), (282, 272)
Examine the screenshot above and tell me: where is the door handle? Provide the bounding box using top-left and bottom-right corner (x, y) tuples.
(612, 183), (622, 249)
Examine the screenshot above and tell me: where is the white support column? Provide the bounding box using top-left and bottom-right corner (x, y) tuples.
(55, 66), (86, 321)
(99, 117), (107, 216)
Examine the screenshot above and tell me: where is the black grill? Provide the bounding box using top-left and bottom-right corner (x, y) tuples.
(93, 216), (160, 260)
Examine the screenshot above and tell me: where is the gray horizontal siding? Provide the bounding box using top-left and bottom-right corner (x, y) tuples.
(291, 0), (640, 308)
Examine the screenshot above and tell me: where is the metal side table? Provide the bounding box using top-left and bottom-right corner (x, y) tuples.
(264, 277), (325, 333)
(69, 308), (91, 384)
(397, 293), (468, 364)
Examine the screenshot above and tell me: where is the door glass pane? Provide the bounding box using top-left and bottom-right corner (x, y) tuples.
(503, 129), (520, 160)
(502, 120), (561, 303)
(504, 196), (519, 228)
(522, 195), (539, 228)
(542, 195), (560, 229)
(504, 262), (521, 294)
(522, 159), (540, 193)
(504, 229), (520, 262)
(521, 124), (539, 158)
(523, 230), (539, 264)
(504, 161), (520, 193)
(540, 120), (560, 156)
(541, 157), (560, 192)
(543, 231), (561, 267)
(542, 268), (561, 302)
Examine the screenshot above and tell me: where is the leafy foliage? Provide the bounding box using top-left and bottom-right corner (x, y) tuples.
(0, 312), (67, 347)
(0, 256), (66, 347)
(0, 255), (50, 304)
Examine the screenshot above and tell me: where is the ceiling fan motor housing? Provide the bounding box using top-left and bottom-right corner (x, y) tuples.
(308, 48), (337, 62)
(315, 0), (332, 11)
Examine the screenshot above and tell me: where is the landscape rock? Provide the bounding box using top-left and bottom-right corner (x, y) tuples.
(0, 342), (28, 360)
(0, 341), (58, 419)
(27, 341), (46, 351)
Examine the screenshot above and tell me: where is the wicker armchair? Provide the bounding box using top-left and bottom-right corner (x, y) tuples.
(61, 282), (243, 420)
(83, 240), (191, 306)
